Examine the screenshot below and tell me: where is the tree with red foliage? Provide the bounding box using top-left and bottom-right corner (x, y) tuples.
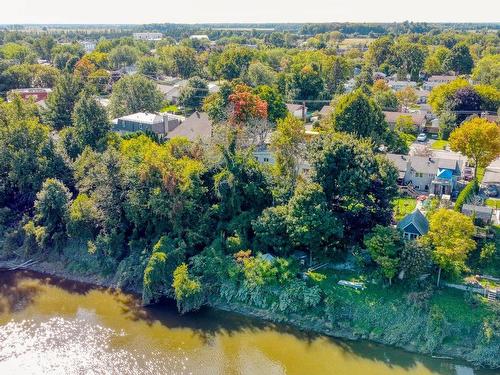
(228, 85), (268, 125)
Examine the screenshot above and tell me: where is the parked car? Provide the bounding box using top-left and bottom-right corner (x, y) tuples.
(463, 167), (474, 181)
(416, 133), (427, 142)
(485, 185), (498, 197)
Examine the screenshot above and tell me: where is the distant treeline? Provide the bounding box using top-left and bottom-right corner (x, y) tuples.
(1, 22), (499, 42)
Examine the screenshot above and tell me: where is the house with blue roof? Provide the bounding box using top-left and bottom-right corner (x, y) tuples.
(397, 209), (429, 240)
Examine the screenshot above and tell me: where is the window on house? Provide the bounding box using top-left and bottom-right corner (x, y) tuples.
(263, 158), (269, 162)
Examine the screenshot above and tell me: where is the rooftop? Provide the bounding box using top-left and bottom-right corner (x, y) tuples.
(397, 209), (429, 235)
(383, 111), (426, 124)
(117, 112), (164, 125)
(167, 111), (212, 142)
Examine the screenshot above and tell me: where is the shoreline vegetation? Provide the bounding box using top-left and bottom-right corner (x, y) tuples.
(1, 257), (498, 370)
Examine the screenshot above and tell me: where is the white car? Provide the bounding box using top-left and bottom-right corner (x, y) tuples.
(416, 133), (427, 142)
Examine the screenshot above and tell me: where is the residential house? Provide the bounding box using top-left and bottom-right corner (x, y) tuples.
(190, 34), (210, 41)
(387, 80), (417, 91)
(133, 32), (163, 41)
(157, 80), (188, 104)
(286, 103), (307, 120)
(383, 111), (427, 132)
(397, 209), (429, 240)
(386, 153), (466, 195)
(423, 75), (456, 91)
(415, 89), (430, 104)
(462, 204), (493, 225)
(9, 88), (52, 102)
(482, 157), (500, 189)
(166, 111), (213, 142)
(79, 40), (96, 53)
(318, 105), (333, 119)
(113, 112), (182, 136)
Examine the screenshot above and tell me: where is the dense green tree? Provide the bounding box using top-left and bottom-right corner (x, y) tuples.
(330, 89), (388, 140)
(246, 61), (277, 87)
(364, 225), (404, 285)
(291, 64), (324, 103)
(270, 114), (305, 200)
(214, 46), (253, 80)
(137, 56), (161, 79)
(472, 54), (500, 89)
(254, 85), (287, 124)
(72, 91), (111, 153)
(390, 42), (427, 81)
(178, 76), (209, 109)
(374, 89), (399, 111)
(44, 74), (83, 129)
(424, 46), (450, 75)
(109, 75), (163, 117)
(27, 178), (72, 251)
(400, 241), (432, 281)
(0, 98), (68, 208)
(324, 56), (351, 94)
(367, 36), (394, 67)
(443, 43), (474, 74)
(0, 42), (35, 64)
(287, 182), (343, 264)
(159, 45), (199, 78)
(252, 205), (291, 256)
(109, 45), (139, 69)
(308, 132), (398, 241)
(66, 193), (99, 242)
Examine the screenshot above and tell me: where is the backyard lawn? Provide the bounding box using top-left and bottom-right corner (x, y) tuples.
(392, 197), (417, 221)
(431, 140), (449, 150)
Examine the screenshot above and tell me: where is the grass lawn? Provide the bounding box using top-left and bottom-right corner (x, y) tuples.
(317, 268), (492, 328)
(431, 140), (449, 150)
(160, 104), (180, 113)
(392, 197), (417, 221)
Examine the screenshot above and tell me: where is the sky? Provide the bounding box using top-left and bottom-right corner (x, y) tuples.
(1, 0), (499, 24)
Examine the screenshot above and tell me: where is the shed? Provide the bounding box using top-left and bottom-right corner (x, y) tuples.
(397, 209), (429, 240)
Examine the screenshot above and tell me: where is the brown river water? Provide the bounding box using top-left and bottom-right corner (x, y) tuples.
(0, 269), (495, 375)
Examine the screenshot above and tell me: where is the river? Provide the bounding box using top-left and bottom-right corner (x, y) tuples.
(0, 269), (495, 375)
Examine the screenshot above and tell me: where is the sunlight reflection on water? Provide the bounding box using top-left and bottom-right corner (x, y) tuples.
(0, 317), (190, 375)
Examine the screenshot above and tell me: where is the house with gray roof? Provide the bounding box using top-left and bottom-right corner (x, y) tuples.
(397, 209), (429, 240)
(166, 111), (213, 142)
(113, 112), (183, 136)
(461, 204), (493, 225)
(386, 153), (466, 196)
(383, 111), (427, 132)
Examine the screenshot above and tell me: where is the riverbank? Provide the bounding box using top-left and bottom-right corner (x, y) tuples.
(1, 258), (498, 370)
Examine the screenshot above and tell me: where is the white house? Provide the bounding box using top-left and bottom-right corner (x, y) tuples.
(133, 32), (163, 41)
(79, 41), (96, 53)
(286, 103), (307, 120)
(190, 34), (210, 41)
(387, 80), (417, 91)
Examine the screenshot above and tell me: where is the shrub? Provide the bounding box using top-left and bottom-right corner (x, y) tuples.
(455, 179), (479, 211)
